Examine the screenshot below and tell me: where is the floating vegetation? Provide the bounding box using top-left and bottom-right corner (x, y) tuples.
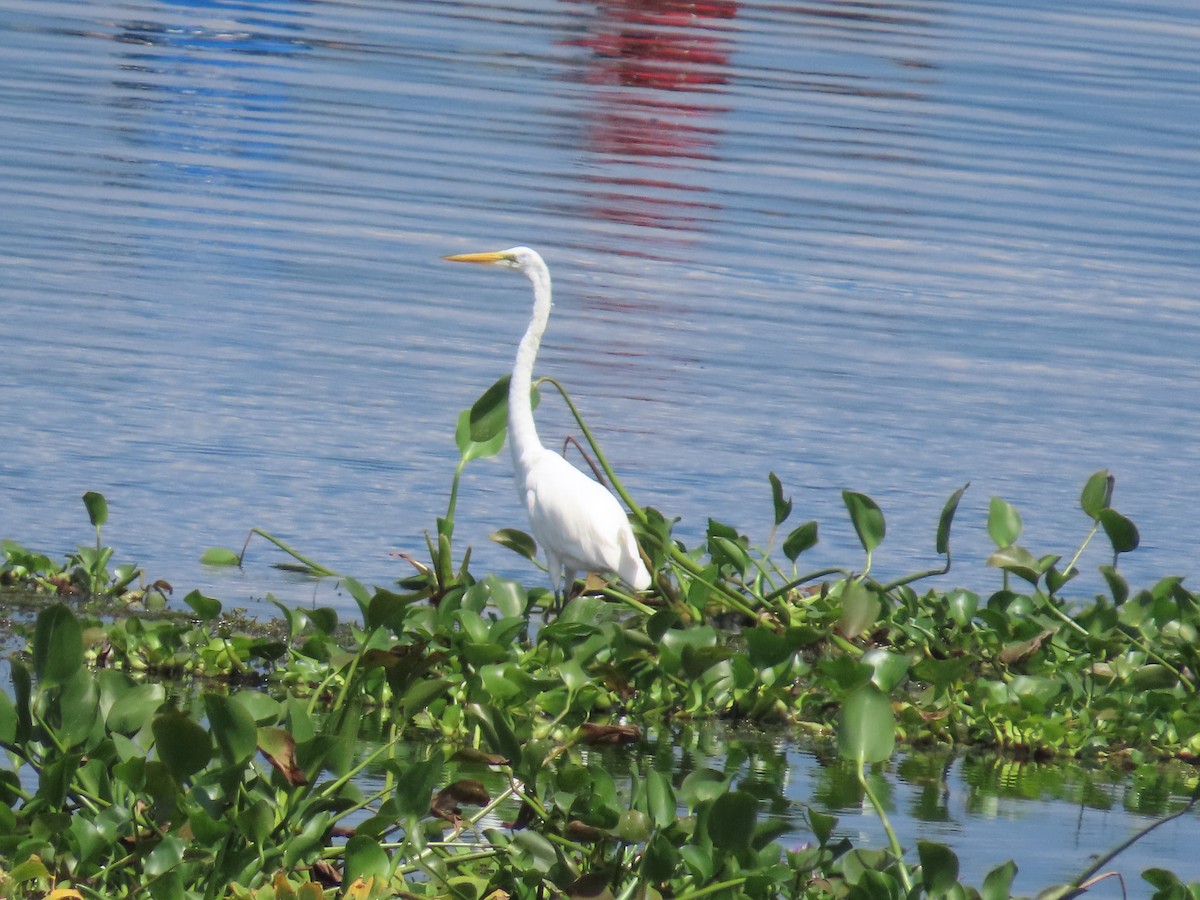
(2, 380), (1199, 898)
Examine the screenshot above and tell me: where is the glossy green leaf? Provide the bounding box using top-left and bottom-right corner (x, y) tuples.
(143, 832), (185, 879)
(403, 678), (452, 719)
(769, 472), (793, 527)
(484, 574), (526, 618)
(82, 490), (108, 529)
(936, 483), (969, 556)
(708, 790), (758, 853)
(343, 834), (390, 886)
(837, 684), (895, 764)
(204, 694), (258, 766)
(745, 626), (792, 668)
(986, 545), (1043, 585)
(1099, 508), (1140, 554)
(1080, 470), (1114, 520)
(33, 604), (83, 688)
(918, 840), (960, 895)
(200, 547), (241, 566)
(182, 589), (222, 621)
(945, 588), (979, 627)
(782, 520), (819, 562)
(309, 606), (338, 635)
(646, 768), (676, 829)
(1100, 564), (1129, 605)
(679, 768), (729, 810)
(152, 711), (213, 781)
(106, 678), (165, 734)
(456, 407), (507, 463)
(467, 374), (511, 444)
(838, 581), (880, 639)
(642, 832), (681, 882)
(510, 830), (558, 873)
(982, 860), (1018, 900)
(861, 648), (909, 693)
(467, 703), (521, 764)
(58, 668), (101, 749)
(1010, 675), (1062, 712)
(843, 491), (885, 554)
(491, 527), (538, 561)
(806, 808), (837, 846)
(0, 691), (16, 745)
(987, 497), (1023, 548)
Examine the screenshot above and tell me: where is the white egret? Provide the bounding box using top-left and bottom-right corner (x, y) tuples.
(443, 246), (652, 606)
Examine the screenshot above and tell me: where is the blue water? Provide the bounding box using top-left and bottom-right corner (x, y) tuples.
(2, 0), (1199, 890)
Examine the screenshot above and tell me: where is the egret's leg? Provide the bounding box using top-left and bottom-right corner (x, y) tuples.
(557, 568), (578, 615)
(544, 550), (564, 617)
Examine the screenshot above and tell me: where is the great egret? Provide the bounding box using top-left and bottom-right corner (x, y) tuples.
(443, 246), (652, 606)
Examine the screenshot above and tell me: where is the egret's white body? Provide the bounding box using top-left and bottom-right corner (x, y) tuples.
(444, 246), (652, 602)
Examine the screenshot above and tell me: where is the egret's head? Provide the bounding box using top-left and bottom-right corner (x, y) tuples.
(443, 246), (543, 272)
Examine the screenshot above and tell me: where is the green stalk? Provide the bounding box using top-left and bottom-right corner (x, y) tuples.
(858, 757), (912, 892)
(244, 528), (339, 577)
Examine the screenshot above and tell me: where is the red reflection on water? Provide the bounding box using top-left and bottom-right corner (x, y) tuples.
(568, 0), (735, 92)
(564, 0), (736, 245)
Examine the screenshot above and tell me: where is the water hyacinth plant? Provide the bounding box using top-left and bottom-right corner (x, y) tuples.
(1, 381), (1200, 898)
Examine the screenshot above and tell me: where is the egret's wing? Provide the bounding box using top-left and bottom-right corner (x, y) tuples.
(523, 452), (645, 586)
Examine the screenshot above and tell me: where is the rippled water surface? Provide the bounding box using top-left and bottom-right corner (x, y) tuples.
(3, 0), (1200, 889)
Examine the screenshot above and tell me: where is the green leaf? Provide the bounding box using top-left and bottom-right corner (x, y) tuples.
(708, 790), (758, 853)
(843, 491), (885, 555)
(782, 521), (819, 562)
(152, 711), (213, 781)
(982, 860), (1018, 900)
(200, 547), (241, 566)
(309, 606), (339, 635)
(838, 581), (880, 639)
(106, 681), (164, 739)
(408, 681), (453, 724)
(82, 491), (108, 529)
(769, 472), (793, 527)
(510, 830), (558, 873)
(745, 626), (792, 668)
(456, 408), (507, 463)
(33, 604), (83, 688)
(837, 684), (895, 764)
(646, 768), (676, 829)
(806, 808), (837, 846)
(1099, 508), (1140, 555)
(861, 648), (909, 693)
(642, 832), (681, 883)
(182, 589), (222, 621)
(987, 497), (1022, 548)
(936, 483), (969, 556)
(343, 834), (390, 885)
(1100, 565), (1129, 605)
(918, 840), (960, 895)
(203, 694), (259, 766)
(945, 589), (979, 627)
(679, 768), (729, 811)
(144, 832), (186, 879)
(483, 574), (526, 618)
(1080, 470), (1114, 521)
(468, 374), (512, 444)
(986, 545), (1045, 585)
(491, 527), (538, 561)
(0, 691), (16, 745)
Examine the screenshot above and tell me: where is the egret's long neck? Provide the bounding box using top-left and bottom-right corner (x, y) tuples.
(509, 263), (552, 483)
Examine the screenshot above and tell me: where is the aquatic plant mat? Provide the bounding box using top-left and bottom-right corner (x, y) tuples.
(2, 389), (1199, 898)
